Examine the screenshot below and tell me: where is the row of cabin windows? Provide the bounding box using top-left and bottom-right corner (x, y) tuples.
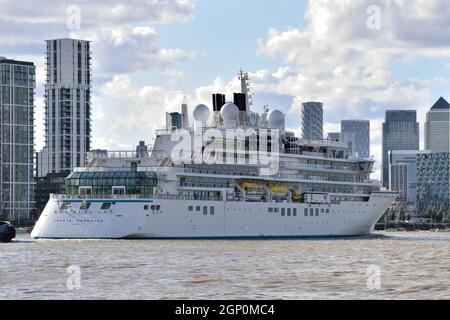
(144, 205), (160, 213)
(53, 219), (103, 223)
(188, 205), (215, 216)
(304, 208), (330, 217)
(60, 202), (107, 211)
(268, 207), (297, 217)
(67, 202), (157, 211)
(267, 207), (331, 217)
(79, 202), (112, 210)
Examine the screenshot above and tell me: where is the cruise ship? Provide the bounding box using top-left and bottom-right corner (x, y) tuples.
(31, 72), (397, 239)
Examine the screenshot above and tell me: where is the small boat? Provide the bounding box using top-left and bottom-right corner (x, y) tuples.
(238, 181), (266, 201)
(0, 221), (16, 243)
(267, 183), (289, 200)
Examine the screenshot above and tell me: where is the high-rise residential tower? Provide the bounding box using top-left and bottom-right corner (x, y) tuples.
(37, 38), (91, 177)
(382, 110), (419, 188)
(424, 97), (449, 152)
(301, 102), (323, 140)
(0, 57), (35, 224)
(341, 120), (370, 159)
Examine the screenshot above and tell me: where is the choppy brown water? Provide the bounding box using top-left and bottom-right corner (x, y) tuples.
(1, 232), (450, 300)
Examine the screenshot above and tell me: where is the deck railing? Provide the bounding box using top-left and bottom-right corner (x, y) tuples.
(50, 193), (151, 200)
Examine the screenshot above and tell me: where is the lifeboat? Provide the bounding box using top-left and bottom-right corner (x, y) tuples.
(238, 181), (266, 201)
(267, 183), (289, 200)
(240, 181), (259, 189)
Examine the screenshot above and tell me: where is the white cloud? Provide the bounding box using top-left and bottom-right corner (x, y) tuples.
(72, 25), (197, 75)
(253, 0), (450, 180)
(0, 0), (197, 77)
(0, 0), (194, 27)
(195, 76), (241, 106)
(257, 0), (450, 107)
(91, 75), (186, 150)
(0, 0), (197, 152)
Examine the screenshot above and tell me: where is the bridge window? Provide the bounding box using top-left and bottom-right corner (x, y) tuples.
(112, 186), (125, 195)
(80, 202), (91, 210)
(101, 203), (111, 210)
(79, 186), (92, 195)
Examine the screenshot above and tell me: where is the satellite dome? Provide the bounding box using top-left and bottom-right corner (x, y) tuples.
(193, 104), (211, 123)
(268, 109), (284, 128)
(220, 103), (239, 121)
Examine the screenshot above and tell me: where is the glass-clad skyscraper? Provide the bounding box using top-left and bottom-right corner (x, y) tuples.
(341, 120), (370, 159)
(0, 57), (35, 224)
(425, 97), (449, 152)
(382, 110), (419, 188)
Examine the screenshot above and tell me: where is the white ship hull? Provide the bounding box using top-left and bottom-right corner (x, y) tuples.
(31, 192), (396, 239)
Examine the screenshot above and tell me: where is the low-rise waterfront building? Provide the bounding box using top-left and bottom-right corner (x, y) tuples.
(416, 152), (449, 216)
(389, 150), (422, 208)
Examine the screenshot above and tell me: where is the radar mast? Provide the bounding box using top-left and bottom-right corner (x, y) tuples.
(238, 69), (252, 117)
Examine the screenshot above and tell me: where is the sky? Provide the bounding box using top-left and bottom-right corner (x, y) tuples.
(0, 0), (449, 180)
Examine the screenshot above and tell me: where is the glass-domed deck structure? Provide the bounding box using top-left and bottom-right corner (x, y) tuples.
(65, 171), (158, 197)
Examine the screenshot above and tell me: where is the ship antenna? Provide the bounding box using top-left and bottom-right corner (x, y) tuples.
(238, 69), (252, 114)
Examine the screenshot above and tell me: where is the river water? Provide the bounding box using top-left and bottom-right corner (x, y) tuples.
(1, 232), (449, 300)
